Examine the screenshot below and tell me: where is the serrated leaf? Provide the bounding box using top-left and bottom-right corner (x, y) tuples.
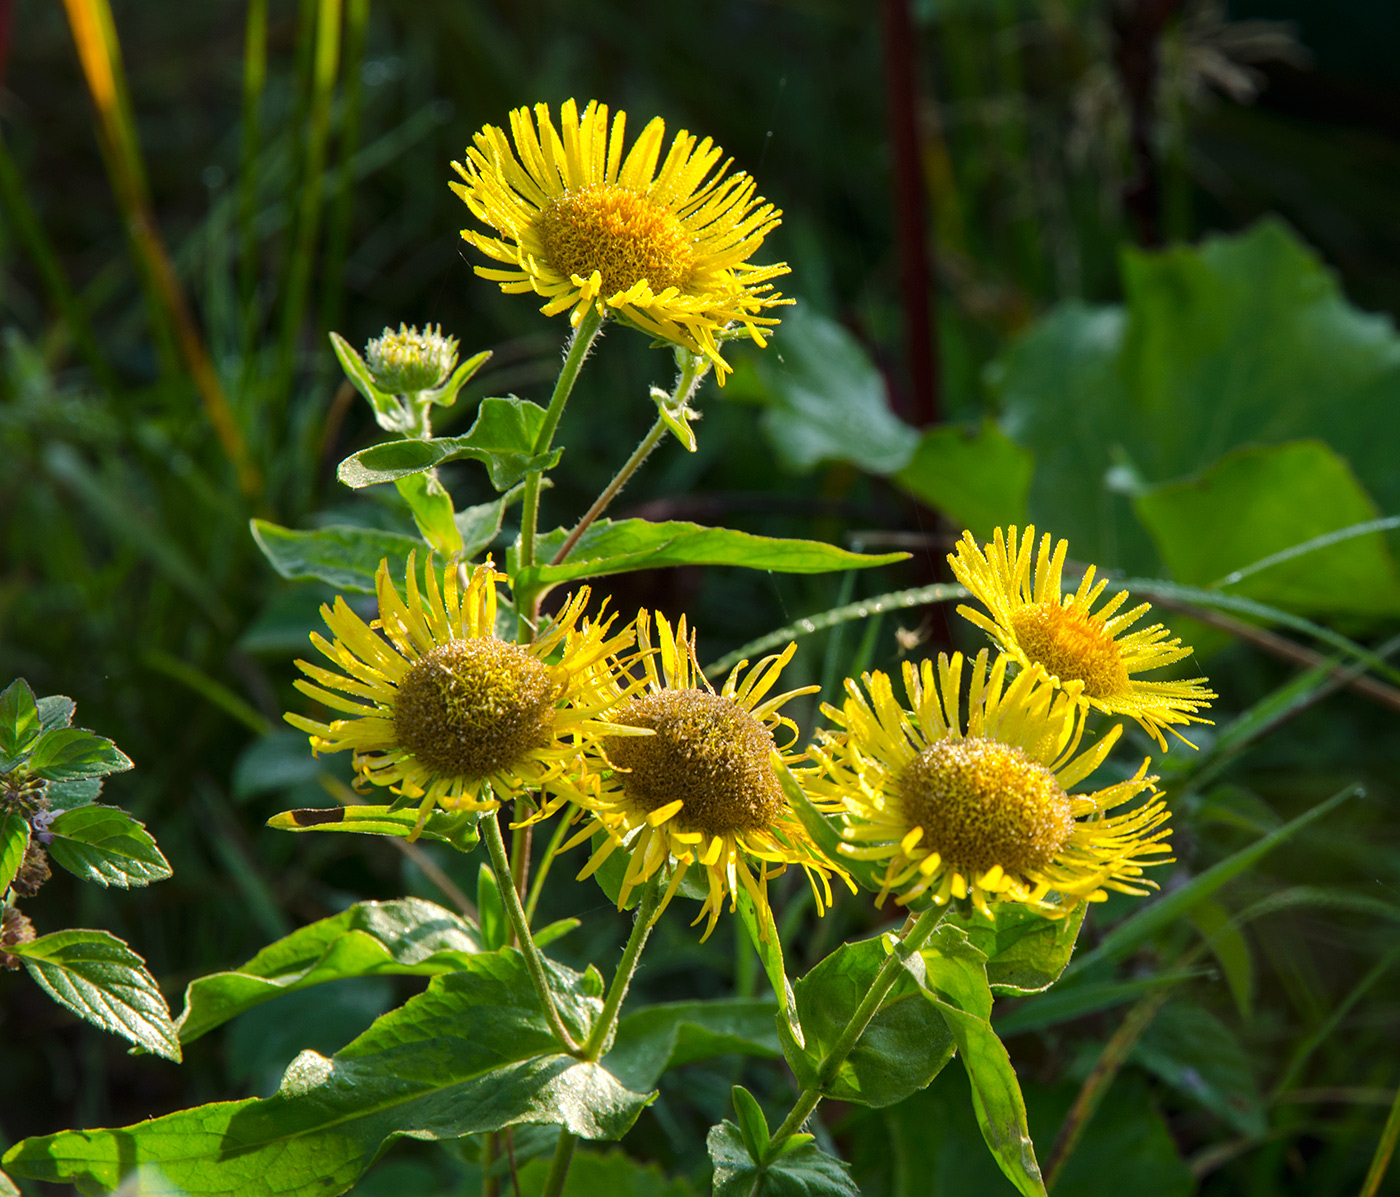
(174, 897), (481, 1045)
(7, 929), (179, 1060)
(604, 998), (781, 1092)
(518, 518), (908, 591)
(267, 803), (481, 851)
(708, 1121), (860, 1197)
(337, 397), (561, 491)
(36, 694), (76, 731)
(395, 471), (463, 556)
(251, 520), (423, 593)
(6, 952), (651, 1197)
(46, 805), (171, 888)
(27, 728), (132, 781)
(778, 932), (955, 1108)
(45, 778), (103, 812)
(0, 678), (40, 756)
(1, 809), (30, 894)
(945, 902), (1087, 996)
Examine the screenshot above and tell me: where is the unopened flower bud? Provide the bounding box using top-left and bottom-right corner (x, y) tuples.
(364, 323), (459, 393)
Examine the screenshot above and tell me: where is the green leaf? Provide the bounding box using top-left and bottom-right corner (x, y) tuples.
(456, 492), (513, 558)
(774, 759), (885, 895)
(731, 1085), (771, 1163)
(395, 472), (463, 556)
(1134, 440), (1400, 616)
(45, 805), (171, 888)
(477, 863), (508, 951)
(173, 897), (481, 1045)
(329, 332), (402, 431)
(945, 902), (1087, 996)
(0, 678), (40, 757)
(518, 518), (908, 592)
(1065, 783), (1358, 979)
(708, 1121), (860, 1197)
(251, 519), (423, 593)
(6, 952), (651, 1197)
(430, 349), (492, 409)
(905, 930), (1046, 1197)
(605, 998), (781, 1092)
(779, 932), (955, 1108)
(735, 886), (803, 1050)
(45, 778), (103, 812)
(36, 694), (76, 731)
(892, 419), (1034, 538)
(1, 809), (30, 895)
(746, 306), (919, 475)
(7, 929), (179, 1060)
(514, 1148), (697, 1197)
(993, 967), (1208, 1037)
(337, 397), (561, 491)
(1188, 898), (1254, 1017)
(233, 731), (321, 801)
(0, 1164), (18, 1197)
(26, 728), (131, 781)
(1133, 1000), (1265, 1138)
(267, 803), (481, 850)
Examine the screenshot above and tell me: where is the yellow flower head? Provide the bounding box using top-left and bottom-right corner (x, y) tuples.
(285, 553), (633, 825)
(948, 526), (1216, 750)
(450, 98), (791, 383)
(807, 650), (1171, 918)
(563, 612), (843, 940)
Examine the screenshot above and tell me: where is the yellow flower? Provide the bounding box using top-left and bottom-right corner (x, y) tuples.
(948, 526), (1216, 750)
(807, 650), (1171, 918)
(563, 612), (843, 940)
(285, 553), (633, 827)
(450, 98), (791, 383)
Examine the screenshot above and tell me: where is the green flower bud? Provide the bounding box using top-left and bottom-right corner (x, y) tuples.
(364, 323), (460, 394)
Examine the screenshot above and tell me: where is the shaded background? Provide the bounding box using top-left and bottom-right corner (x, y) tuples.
(3, 1), (1400, 1194)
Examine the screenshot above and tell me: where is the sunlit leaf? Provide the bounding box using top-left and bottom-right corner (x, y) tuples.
(26, 728), (131, 781)
(0, 810), (30, 895)
(708, 1120), (860, 1197)
(251, 520), (422, 593)
(46, 805), (171, 888)
(0, 678), (40, 757)
(266, 804), (481, 851)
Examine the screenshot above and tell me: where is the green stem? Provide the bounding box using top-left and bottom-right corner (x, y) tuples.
(538, 1130), (579, 1197)
(581, 876), (665, 1059)
(525, 814), (572, 925)
(549, 349), (706, 568)
(516, 307), (605, 634)
(1360, 1078), (1400, 1197)
(768, 906), (945, 1148)
(481, 813), (581, 1053)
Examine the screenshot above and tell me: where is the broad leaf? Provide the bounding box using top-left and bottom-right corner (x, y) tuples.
(514, 1148), (697, 1197)
(251, 520), (422, 593)
(6, 952), (652, 1197)
(456, 493), (513, 558)
(37, 694), (76, 731)
(518, 518), (908, 591)
(0, 809), (30, 895)
(745, 306), (918, 475)
(907, 929), (1046, 1196)
(174, 897), (481, 1044)
(337, 397), (560, 491)
(26, 728), (131, 782)
(395, 472), (463, 556)
(708, 1121), (860, 1197)
(606, 998), (781, 1092)
(779, 933), (955, 1108)
(946, 902), (1087, 995)
(7, 929), (179, 1060)
(0, 678), (40, 757)
(893, 419), (1033, 538)
(46, 805), (171, 888)
(1134, 440), (1400, 616)
(267, 804), (481, 851)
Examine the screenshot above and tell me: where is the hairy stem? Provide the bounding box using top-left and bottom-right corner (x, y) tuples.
(482, 813), (581, 1053)
(768, 906), (945, 1149)
(582, 876), (665, 1060)
(525, 813), (573, 925)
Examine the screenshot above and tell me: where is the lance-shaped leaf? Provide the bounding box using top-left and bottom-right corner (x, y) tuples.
(0, 678), (41, 758)
(7, 929), (180, 1060)
(605, 998), (781, 1092)
(906, 927), (1046, 1197)
(6, 952), (652, 1197)
(778, 932), (956, 1108)
(251, 520), (423, 594)
(735, 886), (803, 1049)
(26, 728), (131, 782)
(395, 472), (462, 556)
(337, 397), (561, 491)
(174, 897), (482, 1045)
(944, 901), (1087, 995)
(517, 519), (908, 591)
(773, 760), (885, 894)
(0, 809), (30, 895)
(45, 805), (171, 888)
(267, 804), (481, 852)
(708, 1121), (860, 1197)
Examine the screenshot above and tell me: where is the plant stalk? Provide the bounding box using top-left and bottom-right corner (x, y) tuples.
(581, 876), (665, 1060)
(768, 905), (945, 1148)
(538, 1130), (579, 1197)
(481, 813), (581, 1053)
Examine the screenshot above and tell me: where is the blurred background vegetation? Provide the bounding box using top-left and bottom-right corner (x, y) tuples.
(3, 0), (1400, 1193)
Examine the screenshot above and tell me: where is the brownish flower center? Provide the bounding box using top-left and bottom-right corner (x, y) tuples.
(1008, 601), (1130, 699)
(604, 689), (783, 838)
(539, 184), (694, 297)
(896, 737), (1074, 877)
(394, 639), (560, 780)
